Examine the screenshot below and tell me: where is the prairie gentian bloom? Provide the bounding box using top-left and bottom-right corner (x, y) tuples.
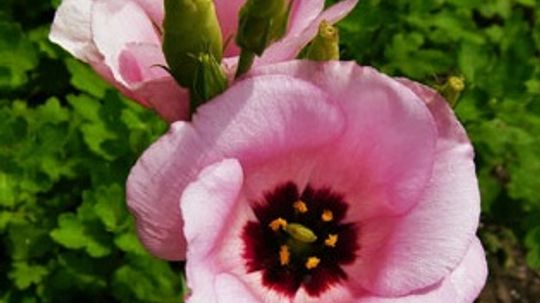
(127, 61), (486, 302)
(49, 0), (357, 122)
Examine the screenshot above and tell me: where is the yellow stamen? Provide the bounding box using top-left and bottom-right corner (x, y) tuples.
(279, 245), (290, 266)
(321, 210), (333, 222)
(305, 257), (320, 270)
(269, 218), (288, 231)
(324, 234), (338, 247)
(293, 200), (308, 213)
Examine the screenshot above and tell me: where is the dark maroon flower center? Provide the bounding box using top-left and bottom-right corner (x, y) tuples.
(242, 182), (359, 298)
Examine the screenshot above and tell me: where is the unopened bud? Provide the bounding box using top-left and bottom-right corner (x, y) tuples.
(306, 21), (340, 61)
(438, 76), (465, 107)
(163, 0), (223, 88)
(236, 0), (290, 55)
(235, 0), (291, 77)
(192, 52), (228, 107)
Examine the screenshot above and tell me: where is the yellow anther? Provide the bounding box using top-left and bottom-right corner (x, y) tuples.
(321, 210), (333, 222)
(269, 218), (288, 231)
(293, 200), (308, 213)
(324, 234), (338, 247)
(305, 257), (320, 270)
(279, 245), (290, 266)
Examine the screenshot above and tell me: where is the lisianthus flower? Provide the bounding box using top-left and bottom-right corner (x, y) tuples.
(49, 0), (358, 122)
(126, 60), (486, 302)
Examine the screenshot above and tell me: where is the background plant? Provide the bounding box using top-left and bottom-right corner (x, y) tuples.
(1, 0), (539, 302)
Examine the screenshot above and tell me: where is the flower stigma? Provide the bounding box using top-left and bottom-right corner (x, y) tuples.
(284, 223), (317, 243)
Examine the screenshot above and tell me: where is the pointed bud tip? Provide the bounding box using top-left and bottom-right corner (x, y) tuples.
(306, 20), (340, 61)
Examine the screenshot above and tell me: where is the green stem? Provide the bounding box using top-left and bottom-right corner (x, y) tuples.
(235, 50), (256, 78)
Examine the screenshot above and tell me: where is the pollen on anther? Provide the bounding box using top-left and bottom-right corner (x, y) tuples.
(324, 234), (338, 247)
(293, 200), (308, 213)
(279, 245), (290, 266)
(321, 209), (333, 222)
(305, 257), (320, 270)
(269, 218), (288, 231)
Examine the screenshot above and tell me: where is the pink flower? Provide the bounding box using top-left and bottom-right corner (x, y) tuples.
(126, 60), (486, 302)
(49, 0), (358, 122)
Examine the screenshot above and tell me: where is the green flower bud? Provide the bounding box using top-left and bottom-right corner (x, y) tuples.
(192, 52), (228, 107)
(437, 76), (465, 108)
(236, 0), (290, 55)
(235, 0), (291, 78)
(306, 21), (340, 61)
(163, 0), (223, 88)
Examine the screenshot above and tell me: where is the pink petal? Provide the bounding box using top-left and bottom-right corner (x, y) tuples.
(181, 160), (261, 303)
(91, 0), (161, 87)
(359, 238), (487, 303)
(347, 79), (480, 296)
(88, 60), (143, 104)
(126, 74), (344, 259)
(214, 0), (245, 57)
(181, 159), (244, 259)
(181, 159), (270, 303)
(133, 0), (164, 27)
(131, 77), (190, 123)
(126, 122), (196, 260)
(49, 0), (101, 62)
(396, 78), (471, 147)
(288, 0), (325, 36)
(118, 43), (168, 85)
(259, 0), (358, 65)
(91, 46), (188, 122)
(186, 272), (261, 303)
(311, 66), (437, 219)
(212, 273), (262, 303)
(250, 61), (437, 218)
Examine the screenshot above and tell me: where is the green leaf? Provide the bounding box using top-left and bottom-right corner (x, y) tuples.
(525, 226), (540, 268)
(8, 262), (49, 290)
(0, 21), (38, 88)
(114, 232), (147, 255)
(36, 97), (70, 125)
(0, 173), (16, 207)
(91, 184), (127, 231)
(65, 58), (110, 98)
(50, 213), (112, 257)
(112, 256), (181, 303)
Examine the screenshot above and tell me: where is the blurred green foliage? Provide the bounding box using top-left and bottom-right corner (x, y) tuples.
(0, 0), (539, 301)
(0, 0), (183, 302)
